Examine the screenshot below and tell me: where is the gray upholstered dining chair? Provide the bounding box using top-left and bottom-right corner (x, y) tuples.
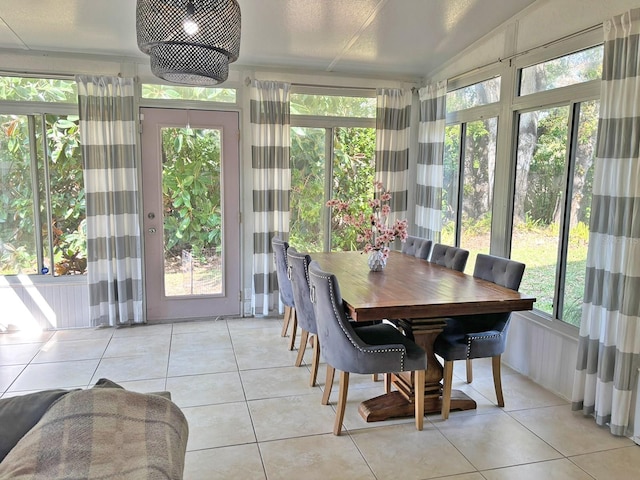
(287, 247), (320, 386)
(308, 260), (427, 435)
(433, 253), (525, 419)
(272, 236), (297, 350)
(429, 243), (469, 272)
(401, 235), (432, 260)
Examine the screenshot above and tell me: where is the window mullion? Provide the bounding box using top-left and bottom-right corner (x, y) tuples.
(556, 102), (581, 321)
(455, 123), (467, 246)
(40, 114), (56, 276)
(27, 116), (45, 275)
(323, 127), (333, 252)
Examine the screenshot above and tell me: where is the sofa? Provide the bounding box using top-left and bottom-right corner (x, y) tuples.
(0, 379), (189, 479)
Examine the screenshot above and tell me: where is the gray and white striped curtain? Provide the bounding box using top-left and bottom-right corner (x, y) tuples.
(571, 8), (640, 437)
(250, 80), (291, 315)
(415, 81), (446, 240)
(375, 88), (411, 221)
(77, 75), (143, 327)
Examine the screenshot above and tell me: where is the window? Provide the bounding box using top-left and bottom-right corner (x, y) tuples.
(444, 78), (500, 272)
(510, 45), (602, 326)
(0, 77), (84, 276)
(141, 83), (236, 103)
(512, 101), (598, 326)
(289, 91), (376, 252)
(519, 46), (603, 96)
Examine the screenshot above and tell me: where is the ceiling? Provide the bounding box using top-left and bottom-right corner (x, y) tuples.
(0, 0), (538, 80)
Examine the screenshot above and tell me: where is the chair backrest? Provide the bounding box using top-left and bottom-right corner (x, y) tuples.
(287, 247), (316, 334)
(401, 236), (432, 260)
(473, 254), (525, 291)
(430, 243), (469, 272)
(308, 261), (367, 373)
(271, 236), (294, 307)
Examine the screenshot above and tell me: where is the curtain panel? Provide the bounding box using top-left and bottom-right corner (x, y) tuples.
(415, 81), (446, 240)
(250, 80), (291, 315)
(375, 88), (411, 221)
(571, 8), (640, 437)
(76, 75), (143, 327)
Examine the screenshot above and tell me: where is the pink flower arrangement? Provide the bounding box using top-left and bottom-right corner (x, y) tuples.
(327, 181), (408, 257)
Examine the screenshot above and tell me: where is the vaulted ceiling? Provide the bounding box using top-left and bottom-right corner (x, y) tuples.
(0, 0), (537, 80)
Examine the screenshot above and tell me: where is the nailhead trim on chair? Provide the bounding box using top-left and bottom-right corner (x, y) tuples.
(311, 270), (406, 372)
(466, 333), (502, 358)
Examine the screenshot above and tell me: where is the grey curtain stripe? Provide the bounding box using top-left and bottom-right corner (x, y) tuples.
(584, 267), (640, 317)
(253, 231), (282, 254)
(253, 272), (279, 294)
(83, 145), (138, 169)
(78, 97), (136, 122)
(251, 146), (291, 168)
(376, 104), (411, 130)
(590, 195), (640, 238)
(602, 33), (640, 81)
(252, 190), (291, 212)
(417, 142), (444, 165)
(88, 278), (142, 305)
(415, 184), (441, 210)
(596, 117), (640, 158)
(376, 150), (410, 172)
(249, 99), (291, 124)
(87, 235), (142, 260)
(86, 191), (139, 216)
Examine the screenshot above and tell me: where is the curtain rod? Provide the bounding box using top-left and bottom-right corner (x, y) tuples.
(446, 22), (602, 84)
(244, 76), (415, 91)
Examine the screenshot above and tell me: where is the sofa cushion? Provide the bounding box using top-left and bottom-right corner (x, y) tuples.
(0, 387), (189, 479)
(0, 389), (72, 462)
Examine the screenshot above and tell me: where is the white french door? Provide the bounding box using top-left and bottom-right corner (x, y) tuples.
(141, 108), (240, 321)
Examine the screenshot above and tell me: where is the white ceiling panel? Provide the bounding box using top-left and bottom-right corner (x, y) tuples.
(0, 0), (538, 79)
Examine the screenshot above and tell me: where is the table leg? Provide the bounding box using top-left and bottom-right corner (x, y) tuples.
(358, 318), (476, 422)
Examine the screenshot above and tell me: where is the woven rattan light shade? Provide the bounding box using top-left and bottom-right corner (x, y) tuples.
(136, 0), (241, 85)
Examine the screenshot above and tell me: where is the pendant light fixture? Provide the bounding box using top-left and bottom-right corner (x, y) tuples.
(136, 0), (241, 85)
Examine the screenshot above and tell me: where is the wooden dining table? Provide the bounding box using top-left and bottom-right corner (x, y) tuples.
(312, 250), (536, 421)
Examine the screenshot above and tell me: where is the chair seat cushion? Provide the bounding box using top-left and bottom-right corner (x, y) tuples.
(355, 324), (427, 372)
(434, 329), (506, 360)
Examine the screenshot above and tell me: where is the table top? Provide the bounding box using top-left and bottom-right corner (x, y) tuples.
(312, 251), (536, 322)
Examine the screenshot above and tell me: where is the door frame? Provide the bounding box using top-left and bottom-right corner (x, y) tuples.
(140, 107), (241, 322)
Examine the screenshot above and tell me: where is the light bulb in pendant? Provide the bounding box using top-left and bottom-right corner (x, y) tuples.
(183, 1), (198, 36)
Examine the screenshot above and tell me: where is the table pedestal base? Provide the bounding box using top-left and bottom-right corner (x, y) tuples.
(358, 390), (476, 422)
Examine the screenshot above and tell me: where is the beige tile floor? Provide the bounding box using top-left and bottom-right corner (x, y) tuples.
(1, 316), (639, 480)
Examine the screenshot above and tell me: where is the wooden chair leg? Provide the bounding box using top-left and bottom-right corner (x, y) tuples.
(322, 365), (335, 405)
(415, 369), (425, 431)
(334, 371), (350, 436)
(281, 305), (291, 337)
(310, 335), (320, 387)
(441, 360), (454, 420)
(372, 374), (379, 382)
(466, 358), (473, 383)
(492, 355), (504, 407)
(384, 373), (392, 393)
(287, 310), (298, 351)
(295, 329), (309, 366)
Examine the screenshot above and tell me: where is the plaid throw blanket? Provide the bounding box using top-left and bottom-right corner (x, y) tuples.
(0, 388), (189, 480)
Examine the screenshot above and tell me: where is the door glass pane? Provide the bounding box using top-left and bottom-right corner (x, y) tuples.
(562, 100), (599, 326)
(290, 127), (326, 252)
(161, 127), (222, 296)
(0, 114), (37, 274)
(512, 106), (570, 316)
(460, 118), (497, 272)
(442, 124), (461, 245)
(330, 127), (375, 251)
